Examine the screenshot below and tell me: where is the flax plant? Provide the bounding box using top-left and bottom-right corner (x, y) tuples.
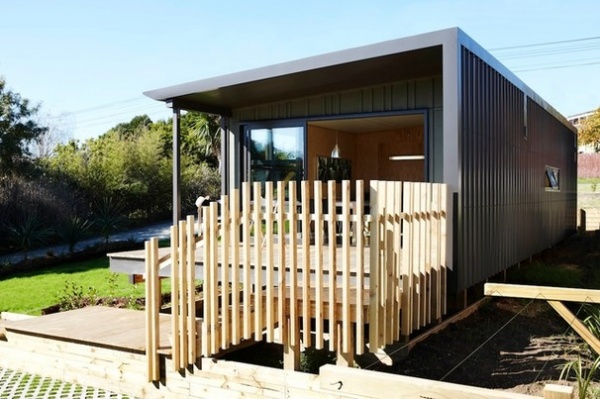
(560, 355), (600, 399)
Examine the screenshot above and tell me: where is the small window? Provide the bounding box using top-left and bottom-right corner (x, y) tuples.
(545, 166), (560, 191)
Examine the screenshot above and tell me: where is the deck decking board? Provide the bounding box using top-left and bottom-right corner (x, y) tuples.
(4, 307), (171, 353)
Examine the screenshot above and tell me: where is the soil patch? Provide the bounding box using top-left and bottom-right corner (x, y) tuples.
(224, 232), (600, 397)
(373, 298), (586, 396)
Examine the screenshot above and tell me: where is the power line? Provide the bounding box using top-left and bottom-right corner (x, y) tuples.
(490, 35), (600, 51)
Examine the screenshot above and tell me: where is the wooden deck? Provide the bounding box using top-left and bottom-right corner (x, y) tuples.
(109, 241), (372, 284)
(3, 306), (172, 354)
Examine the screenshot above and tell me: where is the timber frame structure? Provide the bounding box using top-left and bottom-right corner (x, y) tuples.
(485, 283), (600, 355)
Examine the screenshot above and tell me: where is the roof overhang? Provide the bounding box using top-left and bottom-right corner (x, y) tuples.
(144, 27), (574, 133)
(144, 28), (456, 115)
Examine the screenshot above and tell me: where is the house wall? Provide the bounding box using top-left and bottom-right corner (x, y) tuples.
(232, 76), (443, 185)
(454, 48), (577, 292)
(228, 48), (576, 295)
(306, 124), (425, 193)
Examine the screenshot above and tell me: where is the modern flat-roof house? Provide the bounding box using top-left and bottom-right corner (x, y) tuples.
(143, 27), (576, 296)
(1, 28), (580, 397)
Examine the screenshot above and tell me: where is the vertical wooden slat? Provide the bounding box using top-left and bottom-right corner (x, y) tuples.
(314, 181), (324, 350)
(144, 241), (153, 381)
(392, 181), (402, 342)
(276, 181), (286, 345)
(265, 182), (275, 342)
(327, 181), (337, 352)
(441, 185), (448, 315)
(411, 183), (421, 331)
(402, 182), (414, 336)
(202, 206), (210, 356)
(170, 225), (180, 370)
(242, 182), (251, 340)
(186, 215), (196, 362)
(368, 180), (379, 352)
(148, 237), (160, 381)
(420, 183), (428, 328)
(219, 197), (230, 350)
(431, 184), (441, 321)
(301, 181), (311, 348)
(341, 180), (351, 354)
(384, 181), (395, 345)
(377, 181), (387, 346)
(253, 182), (263, 340)
(288, 181), (299, 351)
(178, 221), (188, 361)
(209, 202), (219, 354)
(231, 189), (240, 345)
(355, 180), (365, 355)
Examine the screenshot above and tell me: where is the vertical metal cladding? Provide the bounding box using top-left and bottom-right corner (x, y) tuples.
(458, 48), (577, 292)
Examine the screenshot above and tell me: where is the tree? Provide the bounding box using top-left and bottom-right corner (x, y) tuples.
(579, 108), (600, 152)
(30, 111), (72, 159)
(0, 77), (48, 173)
(182, 112), (222, 170)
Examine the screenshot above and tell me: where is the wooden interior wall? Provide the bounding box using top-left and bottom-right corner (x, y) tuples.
(307, 124), (425, 195)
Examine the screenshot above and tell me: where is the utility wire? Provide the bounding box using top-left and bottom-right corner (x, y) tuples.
(440, 297), (535, 381)
(530, 303), (586, 384)
(490, 35), (600, 51)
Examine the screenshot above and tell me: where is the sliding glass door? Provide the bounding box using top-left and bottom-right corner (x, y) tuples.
(245, 125), (304, 189)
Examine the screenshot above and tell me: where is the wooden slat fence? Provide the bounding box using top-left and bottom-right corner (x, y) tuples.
(144, 179), (449, 381)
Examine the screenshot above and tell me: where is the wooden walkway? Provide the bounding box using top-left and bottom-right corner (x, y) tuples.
(3, 307), (171, 354)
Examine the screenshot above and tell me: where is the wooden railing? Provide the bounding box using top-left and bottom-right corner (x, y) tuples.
(145, 179), (449, 380)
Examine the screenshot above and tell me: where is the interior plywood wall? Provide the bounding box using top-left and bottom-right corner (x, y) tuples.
(307, 124), (424, 194)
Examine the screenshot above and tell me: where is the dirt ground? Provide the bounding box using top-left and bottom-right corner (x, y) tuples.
(371, 298), (586, 396)
(368, 231), (600, 397)
(224, 231), (600, 397)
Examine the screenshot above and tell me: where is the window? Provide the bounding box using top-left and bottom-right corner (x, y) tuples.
(545, 166), (560, 191)
(246, 125), (304, 190)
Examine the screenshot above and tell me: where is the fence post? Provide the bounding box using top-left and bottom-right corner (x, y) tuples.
(543, 384), (573, 399)
(145, 237), (160, 382)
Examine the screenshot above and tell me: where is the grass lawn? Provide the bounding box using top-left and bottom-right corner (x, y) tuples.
(0, 257), (171, 315)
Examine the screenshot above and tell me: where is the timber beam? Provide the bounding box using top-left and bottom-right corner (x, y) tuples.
(484, 283), (600, 303)
(485, 282), (600, 356)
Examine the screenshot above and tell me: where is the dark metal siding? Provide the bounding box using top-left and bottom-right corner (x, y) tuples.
(456, 48), (577, 292)
(234, 77), (442, 122)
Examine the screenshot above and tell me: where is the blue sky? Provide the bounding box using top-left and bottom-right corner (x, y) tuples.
(2, 0), (600, 141)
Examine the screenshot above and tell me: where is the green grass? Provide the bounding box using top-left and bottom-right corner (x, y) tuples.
(506, 261), (584, 288)
(0, 257), (171, 315)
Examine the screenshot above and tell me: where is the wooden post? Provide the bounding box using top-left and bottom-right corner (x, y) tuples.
(368, 180), (380, 352)
(283, 316), (300, 370)
(276, 181), (286, 345)
(543, 384), (573, 399)
(327, 181), (337, 352)
(288, 182), (299, 354)
(145, 238), (160, 382)
(314, 181), (324, 350)
(336, 321), (355, 368)
(265, 182), (275, 343)
(186, 215), (196, 363)
(341, 180), (351, 353)
(355, 180), (365, 355)
(230, 189), (240, 346)
(253, 182), (263, 340)
(170, 225), (180, 370)
(242, 183), (251, 340)
(301, 181), (311, 348)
